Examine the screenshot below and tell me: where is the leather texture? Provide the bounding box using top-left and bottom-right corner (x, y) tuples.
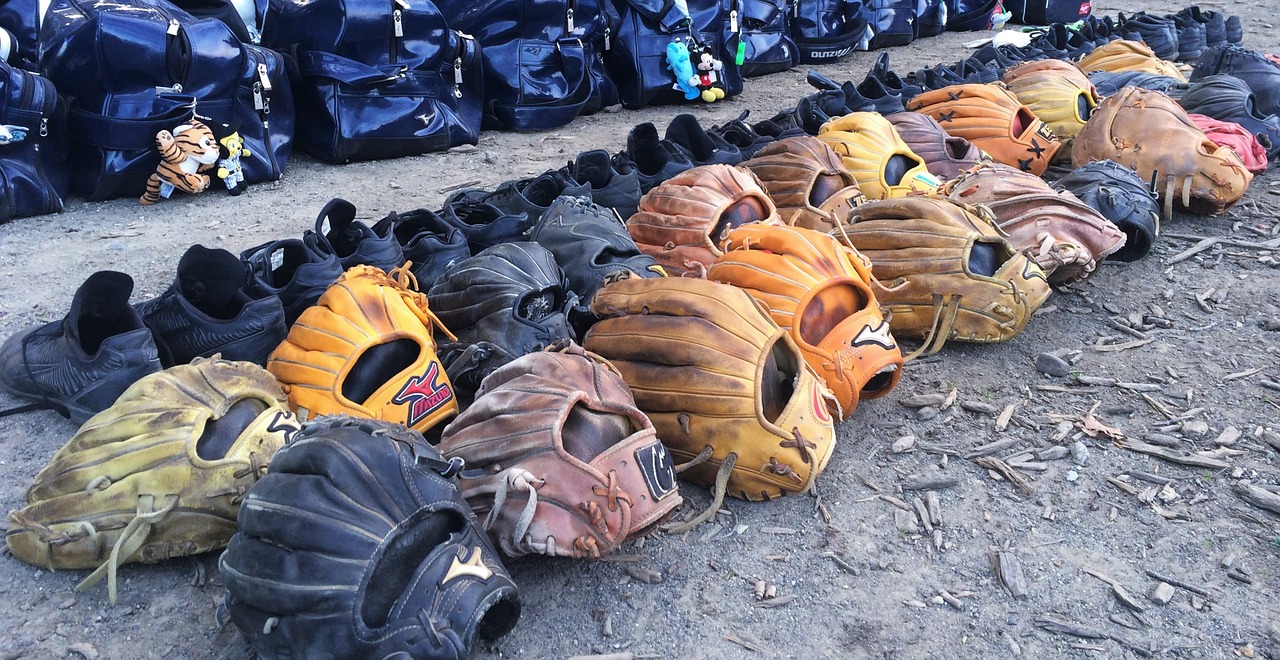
(829, 196), (1052, 353)
(438, 343), (683, 558)
(907, 83), (1062, 176)
(1004, 67), (1100, 146)
(220, 416), (521, 660)
(268, 265), (460, 433)
(943, 163), (1127, 285)
(817, 111), (941, 198)
(1071, 85), (1253, 219)
(1189, 113), (1269, 174)
(584, 276), (838, 501)
(708, 224), (903, 419)
(6, 357), (297, 603)
(1074, 39), (1187, 81)
(262, 0), (482, 162)
(739, 135), (867, 232)
(1052, 159), (1159, 263)
(626, 164), (782, 276)
(885, 110), (986, 181)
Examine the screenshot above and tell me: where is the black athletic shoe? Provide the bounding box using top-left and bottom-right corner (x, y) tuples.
(447, 170), (592, 229)
(561, 149), (643, 221)
(615, 122), (695, 193)
(138, 245), (287, 368)
(709, 111), (776, 159)
(311, 198), (406, 272)
(376, 207), (470, 287)
(1088, 70), (1188, 98)
(865, 53), (924, 101)
(437, 199), (534, 255)
(241, 232), (344, 326)
(1169, 14), (1207, 62)
(1173, 6), (1227, 49)
(1118, 12), (1180, 61)
(0, 271), (161, 425)
(793, 88), (854, 135)
(664, 113), (744, 166)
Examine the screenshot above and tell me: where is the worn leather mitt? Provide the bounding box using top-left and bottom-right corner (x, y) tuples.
(7, 357), (298, 604)
(584, 276), (836, 530)
(907, 83), (1062, 175)
(1188, 114), (1270, 174)
(738, 136), (868, 232)
(220, 416), (521, 660)
(1052, 160), (1161, 263)
(943, 163), (1127, 284)
(438, 342), (682, 559)
(829, 197), (1052, 356)
(626, 164), (782, 276)
(268, 265), (459, 433)
(1004, 69), (1100, 147)
(1002, 59), (1095, 95)
(885, 111), (988, 181)
(708, 224), (902, 419)
(817, 112), (942, 199)
(1177, 74), (1280, 162)
(1071, 86), (1253, 219)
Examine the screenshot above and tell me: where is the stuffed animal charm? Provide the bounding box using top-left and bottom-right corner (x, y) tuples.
(216, 130), (252, 196)
(666, 40), (701, 101)
(139, 118), (220, 205)
(694, 44), (726, 103)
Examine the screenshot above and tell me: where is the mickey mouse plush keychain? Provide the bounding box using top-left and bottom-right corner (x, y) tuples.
(663, 0), (726, 103)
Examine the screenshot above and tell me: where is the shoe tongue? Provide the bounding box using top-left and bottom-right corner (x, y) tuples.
(74, 271), (134, 322)
(178, 245), (248, 318)
(574, 151), (613, 187)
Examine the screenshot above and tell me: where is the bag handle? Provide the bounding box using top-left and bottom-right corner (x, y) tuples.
(295, 50), (401, 87)
(66, 94), (197, 150)
(487, 38), (595, 131)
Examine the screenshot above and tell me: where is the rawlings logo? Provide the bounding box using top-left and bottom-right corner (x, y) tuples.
(391, 363), (454, 427)
(1079, 2), (1091, 15)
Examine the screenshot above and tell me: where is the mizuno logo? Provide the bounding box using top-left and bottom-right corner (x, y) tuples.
(391, 362), (454, 427)
(852, 320), (896, 349)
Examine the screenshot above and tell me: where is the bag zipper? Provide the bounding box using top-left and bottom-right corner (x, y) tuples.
(249, 50), (280, 179)
(453, 31), (474, 99)
(165, 18), (192, 91)
(24, 70), (59, 213)
(392, 0), (410, 65)
(566, 0), (576, 33)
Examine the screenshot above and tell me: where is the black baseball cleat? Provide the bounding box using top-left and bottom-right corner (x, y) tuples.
(437, 199), (536, 256)
(138, 245), (287, 368)
(664, 113), (744, 166)
(0, 271), (161, 425)
(1191, 45), (1280, 117)
(615, 122), (695, 194)
(375, 207), (471, 287)
(241, 232), (344, 326)
(560, 149), (643, 221)
(311, 198), (406, 272)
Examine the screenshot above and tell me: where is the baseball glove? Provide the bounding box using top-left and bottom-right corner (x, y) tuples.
(1002, 59), (1095, 95)
(1003, 69), (1100, 147)
(1177, 74), (1280, 161)
(829, 197), (1052, 356)
(707, 224), (903, 419)
(220, 416), (521, 660)
(626, 164), (782, 276)
(907, 83), (1062, 176)
(1052, 160), (1160, 263)
(885, 111), (988, 181)
(528, 195), (666, 339)
(427, 242), (575, 401)
(267, 265), (459, 433)
(583, 276), (836, 531)
(437, 342), (683, 559)
(816, 112), (942, 199)
(943, 163), (1127, 284)
(1087, 70), (1189, 98)
(1074, 39), (1187, 81)
(738, 136), (868, 232)
(1189, 113), (1270, 173)
(6, 357), (298, 604)
(1071, 86), (1253, 219)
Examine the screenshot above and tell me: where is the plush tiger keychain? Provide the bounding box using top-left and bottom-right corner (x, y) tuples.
(138, 118), (220, 206)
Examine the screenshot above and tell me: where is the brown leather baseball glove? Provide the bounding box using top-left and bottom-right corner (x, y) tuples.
(708, 224), (902, 419)
(1004, 69), (1100, 148)
(1002, 59), (1096, 95)
(739, 136), (868, 232)
(816, 112), (942, 199)
(626, 164), (782, 276)
(584, 276), (836, 531)
(907, 83), (1062, 176)
(1071, 86), (1253, 219)
(943, 163), (1127, 284)
(830, 197), (1052, 356)
(437, 342), (682, 558)
(886, 111), (989, 181)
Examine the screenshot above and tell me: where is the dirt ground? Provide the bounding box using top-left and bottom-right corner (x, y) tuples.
(2, 2), (1279, 658)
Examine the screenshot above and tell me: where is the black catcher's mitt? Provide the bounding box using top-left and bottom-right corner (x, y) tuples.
(1052, 160), (1160, 262)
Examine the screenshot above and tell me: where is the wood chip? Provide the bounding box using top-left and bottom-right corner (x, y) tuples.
(1223, 367), (1264, 382)
(722, 634), (766, 654)
(961, 401), (998, 414)
(991, 549), (1027, 598)
(942, 387), (958, 410)
(900, 393), (948, 408)
(878, 494), (912, 511)
(1234, 482), (1280, 516)
(1093, 338), (1155, 352)
(964, 437), (1021, 459)
(996, 404), (1016, 431)
(1116, 438), (1229, 469)
(925, 491), (941, 527)
(912, 496), (933, 534)
(759, 526), (797, 535)
(900, 471), (961, 491)
(1143, 569), (1213, 598)
(68, 643), (99, 660)
(974, 456), (1035, 495)
(938, 589), (964, 610)
(1034, 614), (1108, 639)
(623, 566), (663, 584)
(753, 595), (796, 608)
(1105, 476), (1142, 496)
